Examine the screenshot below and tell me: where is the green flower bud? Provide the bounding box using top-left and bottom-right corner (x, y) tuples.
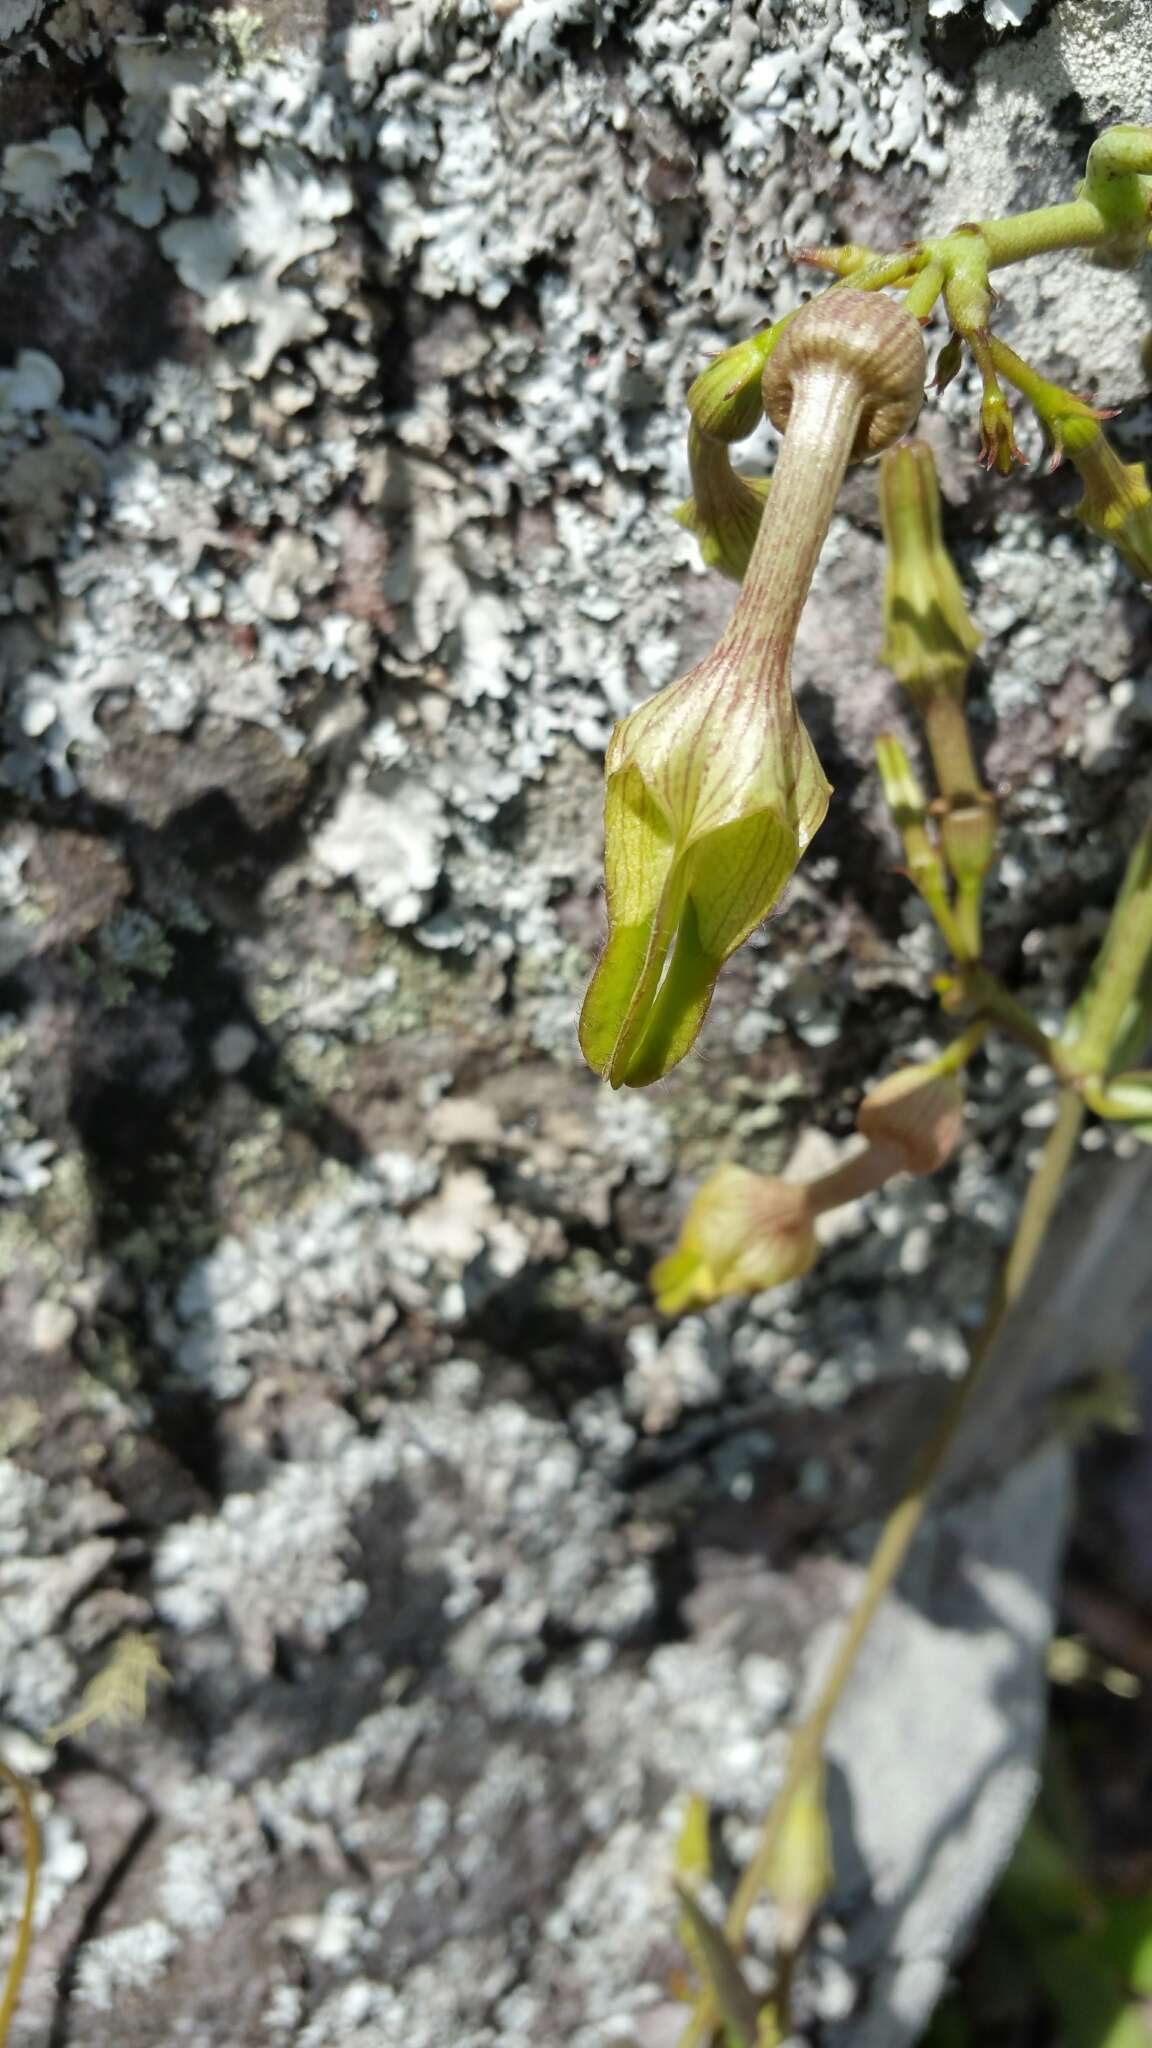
(651, 1164), (819, 1316)
(978, 385), (1025, 475)
(685, 328), (778, 443)
(1060, 414), (1152, 582)
(674, 425), (771, 582)
(577, 642), (831, 1088)
(761, 1759), (833, 1954)
(879, 441), (982, 701)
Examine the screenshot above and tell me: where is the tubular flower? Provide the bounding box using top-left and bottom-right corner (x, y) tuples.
(580, 289), (926, 1088)
(651, 1164), (818, 1316)
(879, 439), (982, 702)
(577, 640), (831, 1088)
(856, 1061), (966, 1175)
(1061, 414), (1152, 582)
(674, 425), (771, 583)
(655, 1057), (967, 1318)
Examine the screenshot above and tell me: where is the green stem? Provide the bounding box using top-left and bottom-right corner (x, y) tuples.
(1064, 816), (1152, 1078)
(922, 878), (971, 963)
(902, 261), (945, 322)
(922, 694), (982, 803)
(985, 335), (1077, 418)
(677, 1089), (1086, 2047)
(954, 879), (984, 965)
(973, 197), (1110, 267)
(961, 966), (1065, 1070)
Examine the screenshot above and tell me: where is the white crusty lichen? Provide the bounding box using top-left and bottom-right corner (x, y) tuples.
(72, 1920), (180, 2011)
(2, 4), (1152, 2044)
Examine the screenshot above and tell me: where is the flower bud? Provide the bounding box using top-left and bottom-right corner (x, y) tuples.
(651, 1164), (818, 1316)
(933, 331), (964, 394)
(1060, 414), (1152, 582)
(686, 330), (777, 443)
(578, 645), (830, 1088)
(856, 1061), (966, 1175)
(979, 386), (1024, 474)
(674, 425), (771, 582)
(582, 291), (923, 1090)
(879, 441), (982, 702)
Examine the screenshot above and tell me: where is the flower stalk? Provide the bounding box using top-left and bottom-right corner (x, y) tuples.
(675, 1089), (1087, 2048)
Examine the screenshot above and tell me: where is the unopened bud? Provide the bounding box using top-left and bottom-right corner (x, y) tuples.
(857, 1061), (966, 1175)
(686, 330), (777, 443)
(578, 633), (830, 1088)
(979, 385), (1025, 475)
(875, 734), (948, 900)
(792, 242), (872, 277)
(651, 1164), (818, 1316)
(933, 331), (964, 394)
(879, 441), (982, 702)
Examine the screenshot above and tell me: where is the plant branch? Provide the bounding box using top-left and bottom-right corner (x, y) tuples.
(676, 1088), (1086, 2048)
(1064, 816), (1152, 1079)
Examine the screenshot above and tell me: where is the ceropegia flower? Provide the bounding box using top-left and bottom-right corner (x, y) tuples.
(580, 289), (926, 1088)
(654, 1055), (966, 1317)
(651, 1164), (819, 1316)
(674, 425), (771, 583)
(1061, 413), (1152, 582)
(856, 1060), (966, 1175)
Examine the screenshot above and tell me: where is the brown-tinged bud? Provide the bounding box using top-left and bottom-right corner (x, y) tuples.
(856, 1061), (966, 1175)
(761, 289), (926, 460)
(933, 331), (964, 393)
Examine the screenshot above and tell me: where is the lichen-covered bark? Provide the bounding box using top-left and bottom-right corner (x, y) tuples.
(2, 3), (1152, 2043)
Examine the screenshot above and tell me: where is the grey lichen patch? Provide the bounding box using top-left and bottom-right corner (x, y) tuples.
(2, 4), (1151, 2044)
